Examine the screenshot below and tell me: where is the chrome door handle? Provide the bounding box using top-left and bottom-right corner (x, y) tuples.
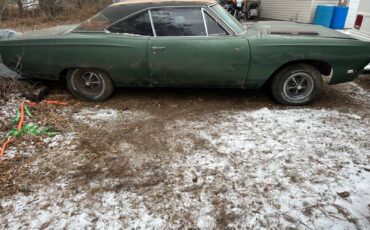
(152, 47), (166, 52)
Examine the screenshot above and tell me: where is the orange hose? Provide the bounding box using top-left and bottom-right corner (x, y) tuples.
(45, 100), (67, 106)
(17, 101), (25, 131)
(28, 100), (67, 106)
(0, 137), (14, 161)
(0, 101), (26, 161)
(1, 100), (66, 161)
(27, 101), (38, 107)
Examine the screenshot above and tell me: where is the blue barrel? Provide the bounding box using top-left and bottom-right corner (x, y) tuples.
(331, 6), (349, 29)
(314, 5), (335, 28)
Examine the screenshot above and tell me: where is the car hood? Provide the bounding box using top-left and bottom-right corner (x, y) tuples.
(252, 21), (354, 39)
(9, 24), (79, 40)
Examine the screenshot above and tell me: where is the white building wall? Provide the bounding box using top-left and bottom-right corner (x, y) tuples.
(260, 0), (337, 23)
(260, 0), (312, 23)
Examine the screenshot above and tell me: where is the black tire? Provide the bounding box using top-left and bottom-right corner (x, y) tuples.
(271, 64), (323, 106)
(66, 68), (114, 102)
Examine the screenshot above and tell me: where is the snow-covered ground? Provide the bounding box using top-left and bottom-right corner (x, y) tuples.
(0, 81), (369, 229)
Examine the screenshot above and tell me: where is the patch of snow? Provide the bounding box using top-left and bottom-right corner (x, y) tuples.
(0, 97), (18, 131)
(73, 109), (119, 121)
(73, 108), (155, 131)
(163, 108), (370, 228)
(1, 132), (77, 160)
(0, 183), (165, 229)
(1, 145), (37, 160)
(340, 82), (370, 104)
(43, 133), (76, 150)
(344, 82), (370, 103)
(1, 106), (370, 228)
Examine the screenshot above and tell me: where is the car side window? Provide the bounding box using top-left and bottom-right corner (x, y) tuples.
(151, 8), (206, 36)
(107, 11), (153, 36)
(204, 12), (228, 36)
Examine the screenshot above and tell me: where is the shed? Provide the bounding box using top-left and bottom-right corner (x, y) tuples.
(259, 0), (339, 23)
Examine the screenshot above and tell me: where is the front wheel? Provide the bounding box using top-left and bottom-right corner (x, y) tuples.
(66, 68), (114, 102)
(271, 64), (323, 105)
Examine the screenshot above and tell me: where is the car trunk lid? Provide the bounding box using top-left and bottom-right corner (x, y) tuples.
(256, 21), (354, 40)
(10, 24), (78, 40)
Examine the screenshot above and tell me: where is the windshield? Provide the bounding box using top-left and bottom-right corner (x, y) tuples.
(74, 13), (111, 32)
(210, 4), (245, 34)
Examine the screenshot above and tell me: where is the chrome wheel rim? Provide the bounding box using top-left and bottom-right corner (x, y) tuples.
(74, 71), (104, 96)
(81, 72), (103, 91)
(283, 72), (314, 101)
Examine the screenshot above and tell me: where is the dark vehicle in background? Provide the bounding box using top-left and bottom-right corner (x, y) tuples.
(219, 0), (245, 21)
(245, 0), (260, 19)
(218, 0), (260, 21)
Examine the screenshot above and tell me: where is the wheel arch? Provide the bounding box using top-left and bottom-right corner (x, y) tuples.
(58, 67), (114, 85)
(263, 60), (332, 87)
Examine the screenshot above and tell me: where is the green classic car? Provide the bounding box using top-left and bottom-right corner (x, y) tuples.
(0, 0), (369, 105)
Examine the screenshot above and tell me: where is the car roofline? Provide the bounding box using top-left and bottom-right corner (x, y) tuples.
(102, 5), (237, 36)
(110, 0), (216, 7)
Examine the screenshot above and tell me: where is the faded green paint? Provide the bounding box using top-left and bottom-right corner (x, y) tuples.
(0, 21), (369, 89)
(149, 36), (250, 87)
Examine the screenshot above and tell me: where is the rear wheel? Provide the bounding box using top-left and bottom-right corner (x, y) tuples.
(66, 68), (114, 102)
(271, 64), (323, 105)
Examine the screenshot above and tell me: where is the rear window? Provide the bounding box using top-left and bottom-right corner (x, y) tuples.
(107, 11), (153, 36)
(74, 13), (111, 32)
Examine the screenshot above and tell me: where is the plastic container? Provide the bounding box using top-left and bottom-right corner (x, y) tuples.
(314, 5), (335, 28)
(330, 6), (349, 29)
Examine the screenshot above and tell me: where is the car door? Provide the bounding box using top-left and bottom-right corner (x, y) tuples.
(148, 7), (250, 88)
(104, 10), (155, 87)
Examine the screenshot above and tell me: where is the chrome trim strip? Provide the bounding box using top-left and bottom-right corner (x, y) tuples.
(201, 8), (209, 36)
(148, 10), (157, 37)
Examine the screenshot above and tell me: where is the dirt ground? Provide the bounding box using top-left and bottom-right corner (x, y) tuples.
(0, 74), (369, 229)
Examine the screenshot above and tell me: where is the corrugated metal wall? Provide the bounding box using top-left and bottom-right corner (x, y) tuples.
(260, 0), (338, 23)
(260, 0), (312, 23)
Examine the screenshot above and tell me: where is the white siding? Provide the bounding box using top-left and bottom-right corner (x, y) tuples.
(260, 0), (312, 23)
(345, 0), (361, 28)
(260, 0), (337, 23)
(358, 0), (370, 12)
(357, 0), (370, 35)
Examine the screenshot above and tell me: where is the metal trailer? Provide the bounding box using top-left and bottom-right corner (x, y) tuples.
(351, 0), (370, 41)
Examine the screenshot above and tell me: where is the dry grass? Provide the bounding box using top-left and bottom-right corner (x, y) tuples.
(0, 77), (34, 99)
(0, 1), (111, 32)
